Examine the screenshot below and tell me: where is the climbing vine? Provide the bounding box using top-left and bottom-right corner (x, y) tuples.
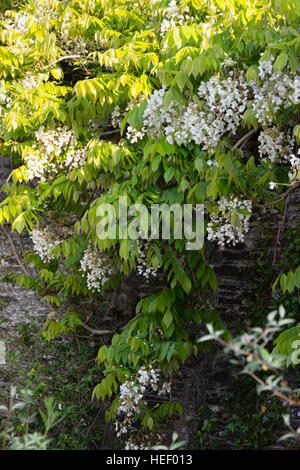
(0, 0), (299, 448)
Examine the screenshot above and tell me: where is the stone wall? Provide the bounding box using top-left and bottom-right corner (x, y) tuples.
(175, 185), (300, 445)
(208, 186), (300, 323)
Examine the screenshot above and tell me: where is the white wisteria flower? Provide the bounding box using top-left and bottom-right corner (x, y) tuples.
(207, 196), (252, 247)
(31, 227), (61, 262)
(139, 57), (299, 153)
(115, 365), (171, 448)
(80, 245), (114, 292)
(160, 0), (193, 37)
(250, 54), (300, 125)
(24, 126), (87, 181)
(141, 71), (249, 151)
(258, 127), (293, 164)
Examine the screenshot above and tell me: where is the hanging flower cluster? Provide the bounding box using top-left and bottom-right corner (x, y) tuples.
(6, 2), (90, 57)
(58, 9), (96, 56)
(59, 35), (95, 56)
(112, 97), (146, 143)
(30, 227), (61, 262)
(23, 149), (47, 181)
(139, 58), (299, 153)
(6, 1), (58, 35)
(111, 105), (122, 129)
(6, 12), (33, 35)
(250, 54), (300, 125)
(258, 127), (294, 164)
(207, 196), (252, 247)
(18, 73), (42, 90)
(35, 126), (76, 154)
(0, 82), (11, 118)
(87, 119), (104, 138)
(125, 124), (146, 144)
(288, 148), (300, 183)
(160, 0), (193, 37)
(24, 126), (87, 181)
(258, 126), (299, 182)
(135, 241), (159, 279)
(124, 440), (150, 451)
(141, 70), (249, 151)
(80, 245), (114, 292)
(116, 365), (171, 448)
(183, 71), (249, 149)
(142, 86), (170, 140)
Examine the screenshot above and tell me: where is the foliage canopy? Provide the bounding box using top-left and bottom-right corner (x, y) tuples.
(0, 0), (299, 448)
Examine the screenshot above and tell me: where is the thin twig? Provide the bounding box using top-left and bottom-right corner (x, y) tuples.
(253, 180), (300, 210)
(100, 129), (121, 137)
(272, 193), (290, 265)
(216, 336), (300, 407)
(263, 181), (300, 208)
(246, 369), (298, 406)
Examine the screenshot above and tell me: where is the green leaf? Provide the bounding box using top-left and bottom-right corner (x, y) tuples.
(163, 310), (173, 329)
(164, 167), (174, 183)
(167, 343), (175, 361)
(274, 52), (288, 71)
(147, 416), (154, 430)
(159, 342), (170, 361)
(152, 155), (162, 172)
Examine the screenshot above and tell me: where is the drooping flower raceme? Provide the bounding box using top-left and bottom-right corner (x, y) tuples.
(31, 228), (61, 262)
(111, 98), (146, 144)
(80, 246), (114, 292)
(136, 242), (159, 279)
(207, 196), (252, 247)
(35, 126), (77, 155)
(250, 54), (300, 125)
(19, 73), (42, 90)
(111, 105), (122, 129)
(258, 127), (293, 164)
(24, 126), (87, 181)
(138, 58), (299, 153)
(160, 0), (193, 37)
(0, 81), (12, 119)
(288, 148), (300, 183)
(57, 8), (96, 56)
(258, 126), (299, 182)
(115, 365), (171, 448)
(142, 86), (171, 139)
(141, 71), (250, 151)
(6, 1), (58, 37)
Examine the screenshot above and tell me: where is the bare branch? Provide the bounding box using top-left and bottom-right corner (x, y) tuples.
(40, 55), (87, 71)
(80, 322), (113, 336)
(1, 226), (32, 278)
(232, 128), (260, 150)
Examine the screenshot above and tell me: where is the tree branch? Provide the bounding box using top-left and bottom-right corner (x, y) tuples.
(1, 225), (141, 337)
(232, 128), (260, 150)
(1, 225), (114, 336)
(80, 322), (113, 336)
(257, 180), (300, 209)
(216, 336), (300, 407)
(1, 226), (32, 278)
(40, 55), (86, 71)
